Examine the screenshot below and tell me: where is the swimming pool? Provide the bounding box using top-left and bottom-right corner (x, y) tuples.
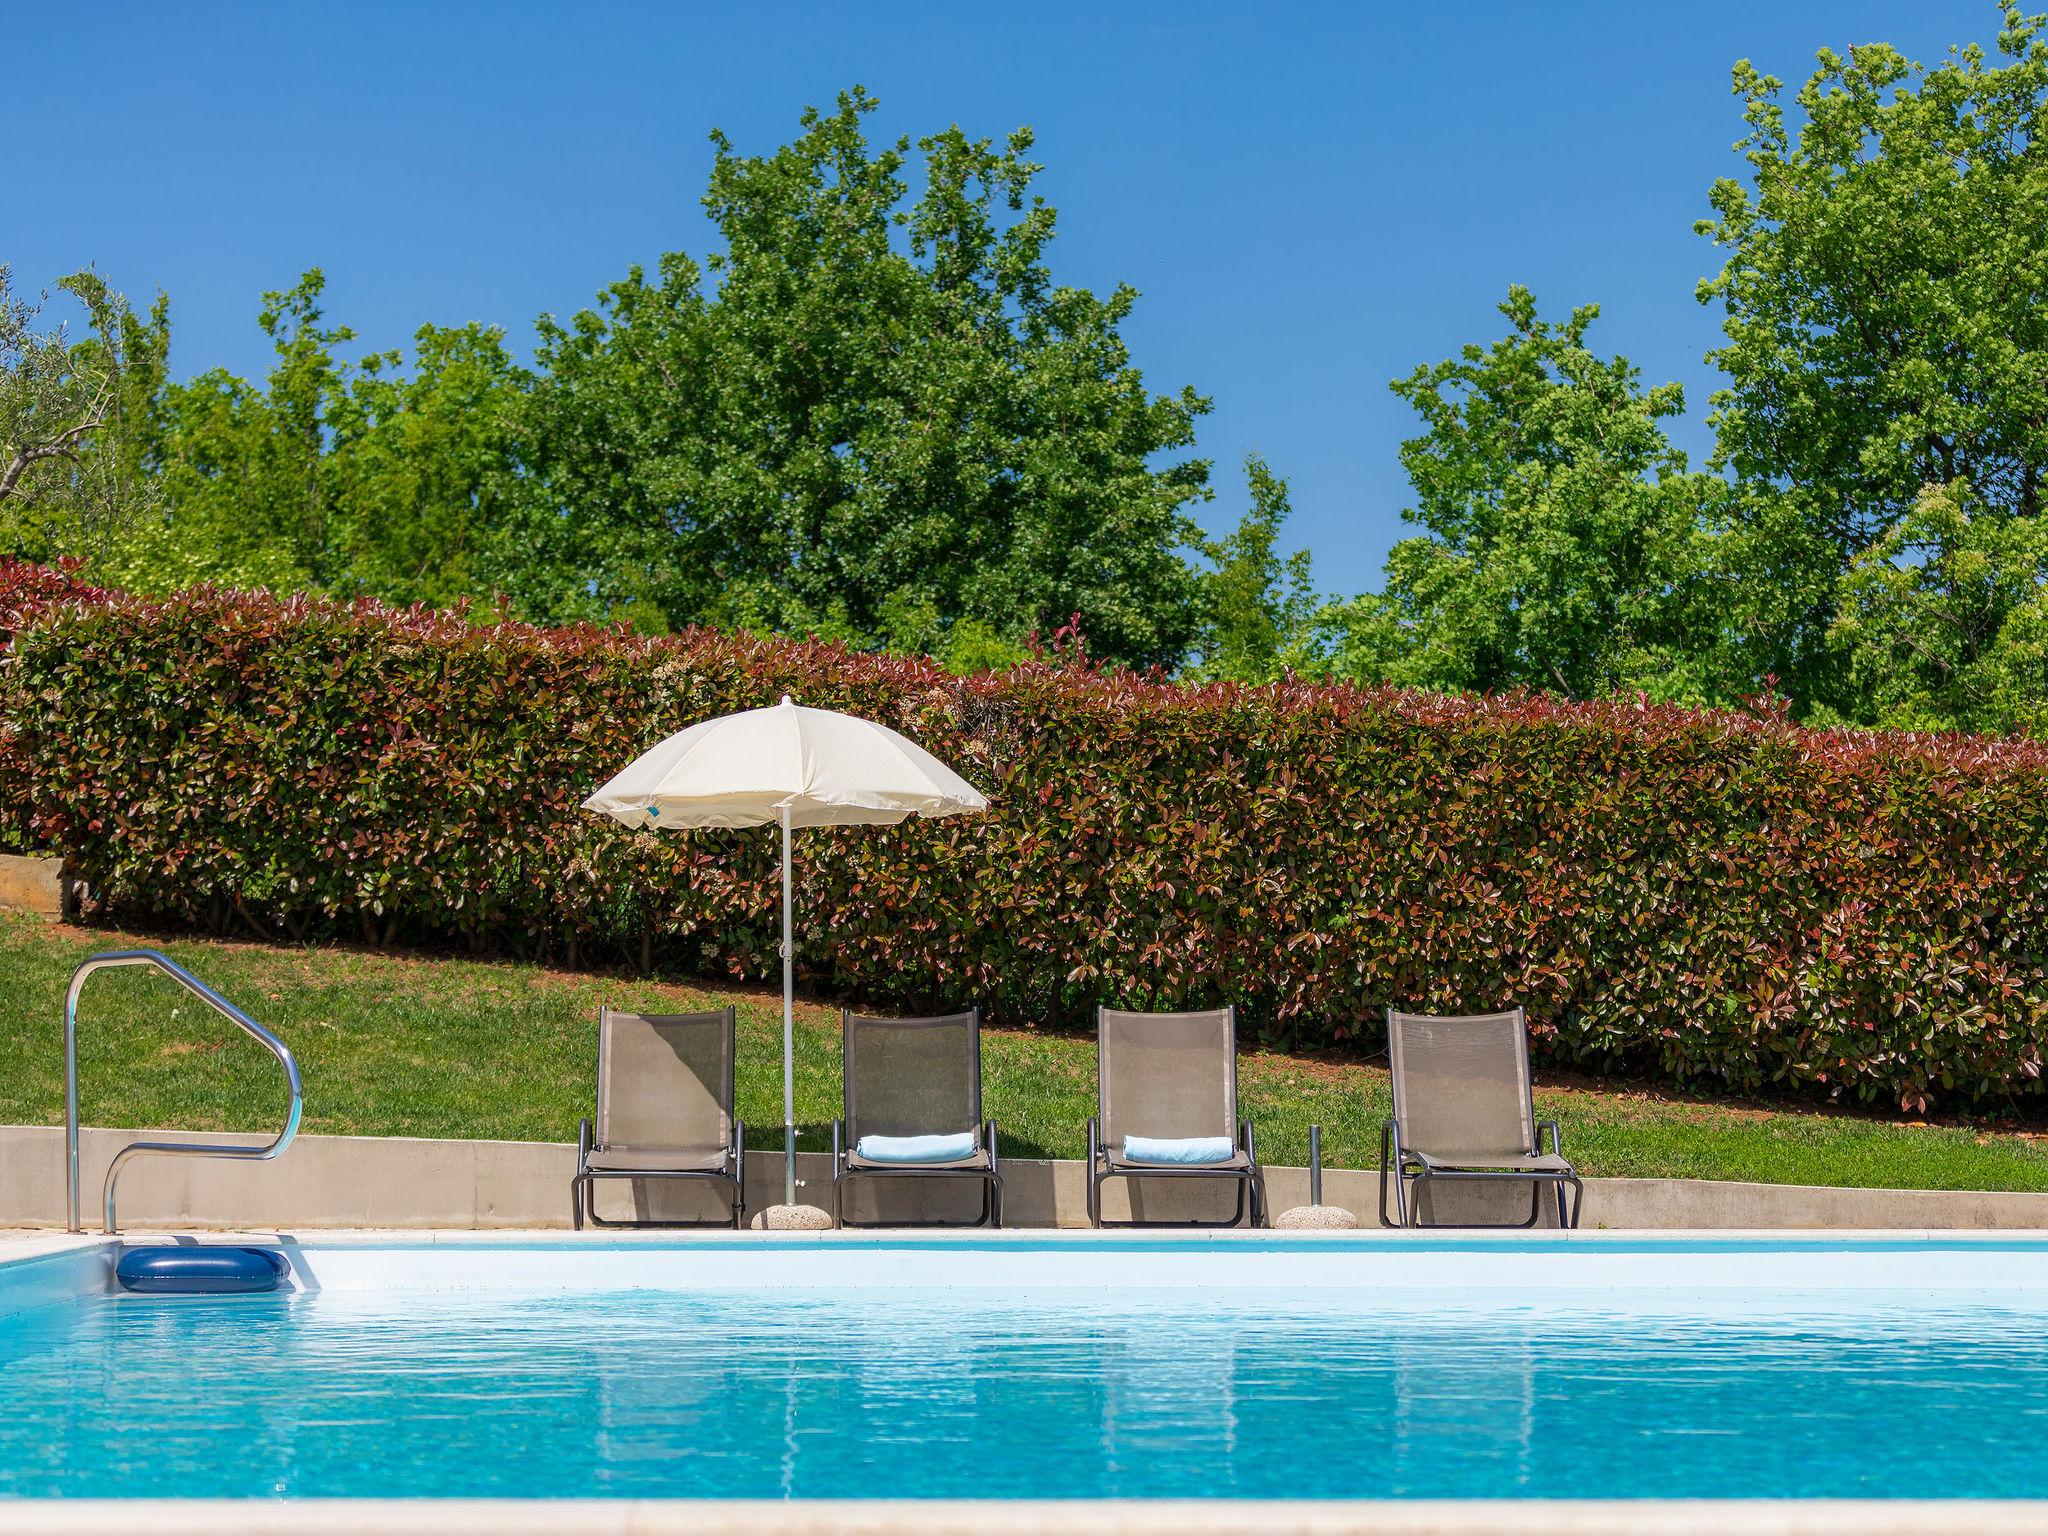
(3, 1231), (2047, 1502)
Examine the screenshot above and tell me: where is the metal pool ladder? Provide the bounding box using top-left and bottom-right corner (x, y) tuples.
(65, 949), (303, 1234)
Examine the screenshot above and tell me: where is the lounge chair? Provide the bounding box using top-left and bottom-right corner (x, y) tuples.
(831, 1009), (1002, 1228)
(1087, 1005), (1265, 1228)
(1379, 1006), (1582, 1228)
(573, 1006), (745, 1229)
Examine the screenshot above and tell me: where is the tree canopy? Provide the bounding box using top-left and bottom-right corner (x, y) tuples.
(502, 88), (1210, 667)
(1697, 2), (2048, 720)
(8, 12), (2048, 730)
(1314, 288), (1722, 701)
(1310, 3), (2048, 732)
(1187, 454), (1319, 684)
(21, 92), (1214, 670)
(99, 270), (527, 605)
(0, 266), (165, 565)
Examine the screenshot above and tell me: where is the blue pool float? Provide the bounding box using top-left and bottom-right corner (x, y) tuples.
(115, 1246), (290, 1295)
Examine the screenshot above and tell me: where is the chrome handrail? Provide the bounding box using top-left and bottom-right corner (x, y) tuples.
(65, 949), (303, 1233)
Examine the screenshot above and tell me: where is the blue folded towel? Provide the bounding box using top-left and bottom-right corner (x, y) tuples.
(856, 1131), (977, 1164)
(1122, 1134), (1235, 1165)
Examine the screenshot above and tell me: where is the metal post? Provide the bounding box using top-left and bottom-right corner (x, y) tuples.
(781, 803), (796, 1207)
(65, 982), (80, 1233)
(1309, 1124), (1323, 1207)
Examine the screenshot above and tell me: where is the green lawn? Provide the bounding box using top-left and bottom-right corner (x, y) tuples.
(4, 912), (2047, 1191)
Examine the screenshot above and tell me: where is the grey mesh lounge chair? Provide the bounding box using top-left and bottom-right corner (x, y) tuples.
(1380, 1006), (1582, 1229)
(573, 1006), (745, 1229)
(831, 1009), (1002, 1228)
(1087, 1006), (1265, 1228)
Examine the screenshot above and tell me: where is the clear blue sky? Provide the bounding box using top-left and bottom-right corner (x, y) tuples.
(7, 1), (1994, 598)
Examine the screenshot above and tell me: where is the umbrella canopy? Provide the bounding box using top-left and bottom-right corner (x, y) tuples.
(582, 696), (987, 1210)
(583, 695), (985, 829)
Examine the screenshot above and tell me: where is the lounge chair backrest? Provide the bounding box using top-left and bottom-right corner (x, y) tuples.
(1097, 1006), (1238, 1149)
(843, 1010), (982, 1141)
(596, 1007), (735, 1152)
(1386, 1008), (1536, 1161)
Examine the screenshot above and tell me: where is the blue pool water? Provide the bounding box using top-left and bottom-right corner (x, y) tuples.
(4, 1280), (2048, 1498)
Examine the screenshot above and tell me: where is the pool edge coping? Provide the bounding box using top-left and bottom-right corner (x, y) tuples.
(25, 1224), (2048, 1250)
(2, 1498), (2046, 1535)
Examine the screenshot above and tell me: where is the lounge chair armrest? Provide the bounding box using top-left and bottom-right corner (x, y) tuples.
(577, 1117), (593, 1167)
(831, 1117), (844, 1166)
(1538, 1119), (1566, 1158)
(733, 1119), (746, 1164)
(984, 1118), (999, 1164)
(1240, 1118), (1257, 1165)
(1088, 1116), (1101, 1169)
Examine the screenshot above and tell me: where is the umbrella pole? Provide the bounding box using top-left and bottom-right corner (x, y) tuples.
(781, 804), (795, 1207)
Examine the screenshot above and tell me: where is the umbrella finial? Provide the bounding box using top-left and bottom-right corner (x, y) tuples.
(781, 693), (794, 707)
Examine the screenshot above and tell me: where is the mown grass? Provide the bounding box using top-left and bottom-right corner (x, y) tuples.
(5, 913), (2048, 1190)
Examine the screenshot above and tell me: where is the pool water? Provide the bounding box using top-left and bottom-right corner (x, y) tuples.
(3, 1281), (2047, 1498)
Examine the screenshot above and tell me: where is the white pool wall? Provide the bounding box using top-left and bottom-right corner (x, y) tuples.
(0, 1238), (113, 1320)
(268, 1230), (2048, 1296)
(12, 1231), (2048, 1311)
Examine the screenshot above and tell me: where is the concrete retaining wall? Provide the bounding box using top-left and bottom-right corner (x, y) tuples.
(0, 853), (74, 919)
(7, 1123), (2048, 1230)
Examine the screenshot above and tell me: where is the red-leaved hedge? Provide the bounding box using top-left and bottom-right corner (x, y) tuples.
(0, 560), (108, 851)
(5, 562), (2048, 1113)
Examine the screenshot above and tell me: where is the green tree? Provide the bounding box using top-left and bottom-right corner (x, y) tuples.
(0, 266), (167, 564)
(328, 321), (528, 607)
(110, 270), (526, 602)
(114, 272), (350, 592)
(1188, 453), (1319, 683)
(1318, 288), (1722, 701)
(1831, 480), (2048, 732)
(1697, 5), (2048, 718)
(506, 88), (1212, 667)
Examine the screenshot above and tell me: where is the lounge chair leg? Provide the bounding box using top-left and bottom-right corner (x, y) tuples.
(1086, 1116), (1103, 1228)
(572, 1175), (584, 1231)
(733, 1121), (747, 1229)
(1380, 1120), (1409, 1228)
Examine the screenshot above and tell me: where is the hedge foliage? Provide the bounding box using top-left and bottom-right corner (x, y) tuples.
(6, 561), (2048, 1114)
(0, 560), (108, 851)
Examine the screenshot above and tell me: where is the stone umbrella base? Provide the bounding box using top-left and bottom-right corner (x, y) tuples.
(1273, 1204), (1361, 1230)
(751, 1204), (835, 1231)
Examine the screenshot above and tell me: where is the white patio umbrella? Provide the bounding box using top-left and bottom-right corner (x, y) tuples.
(582, 695), (988, 1209)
